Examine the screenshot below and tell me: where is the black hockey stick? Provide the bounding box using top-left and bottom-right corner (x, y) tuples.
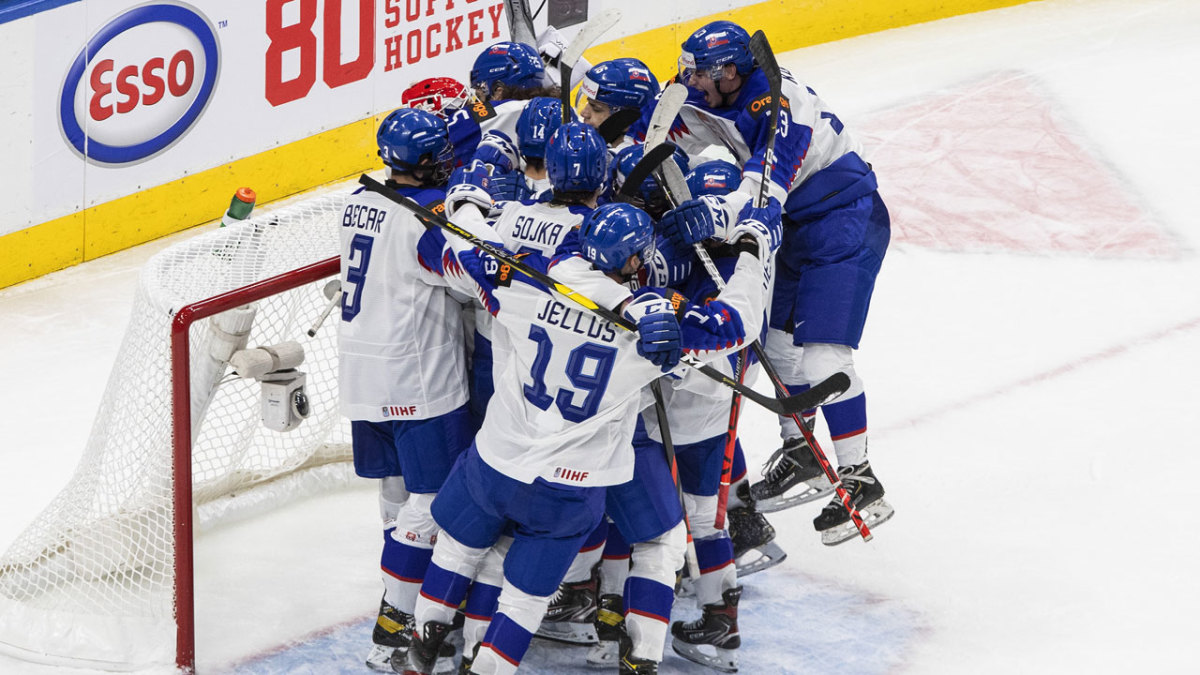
(648, 379), (701, 578)
(358, 174), (843, 417)
(596, 108), (643, 144)
(616, 142), (678, 203)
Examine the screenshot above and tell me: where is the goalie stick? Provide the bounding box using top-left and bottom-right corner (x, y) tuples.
(358, 173), (846, 418)
(557, 9), (622, 123)
(503, 0), (538, 47)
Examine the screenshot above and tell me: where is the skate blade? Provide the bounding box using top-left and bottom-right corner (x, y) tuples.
(735, 541), (788, 577)
(535, 620), (599, 645)
(586, 639), (619, 667)
(820, 499), (896, 546)
(752, 477), (835, 513)
(365, 644), (396, 672)
(672, 640), (738, 673)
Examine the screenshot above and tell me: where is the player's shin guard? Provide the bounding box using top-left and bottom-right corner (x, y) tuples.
(461, 539), (507, 663)
(600, 523), (631, 596)
(383, 493), (439, 614)
(413, 532), (487, 632)
(693, 534), (736, 607)
(472, 582), (554, 675)
(623, 522), (685, 662)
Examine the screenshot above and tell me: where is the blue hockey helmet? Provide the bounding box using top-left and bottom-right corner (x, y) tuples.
(546, 122), (610, 194)
(679, 21), (754, 81)
(376, 108), (453, 182)
(470, 41), (545, 98)
(685, 159), (741, 197)
(579, 58), (661, 111)
(615, 143), (690, 204)
(579, 202), (655, 272)
(517, 97), (569, 160)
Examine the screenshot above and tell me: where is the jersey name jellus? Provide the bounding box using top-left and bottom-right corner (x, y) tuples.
(535, 300), (617, 343)
(342, 204), (386, 232)
(511, 215), (565, 248)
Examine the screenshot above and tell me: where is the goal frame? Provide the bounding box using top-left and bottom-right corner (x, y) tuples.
(169, 255), (339, 673)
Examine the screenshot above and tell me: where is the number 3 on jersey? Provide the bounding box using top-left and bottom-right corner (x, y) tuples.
(523, 325), (617, 422)
(342, 234), (373, 321)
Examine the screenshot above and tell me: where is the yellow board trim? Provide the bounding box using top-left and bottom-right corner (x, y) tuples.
(0, 0), (1033, 290)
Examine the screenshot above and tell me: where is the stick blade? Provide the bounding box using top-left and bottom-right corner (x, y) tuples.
(562, 8), (622, 67)
(504, 0), (538, 47)
(777, 371), (851, 415)
(644, 83), (688, 148)
(618, 142), (677, 202)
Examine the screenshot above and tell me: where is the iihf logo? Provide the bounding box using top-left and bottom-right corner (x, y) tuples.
(554, 467), (590, 482)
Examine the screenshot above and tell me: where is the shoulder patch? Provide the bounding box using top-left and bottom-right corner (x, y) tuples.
(424, 199), (446, 216)
(746, 93), (790, 120)
(467, 99), (497, 124)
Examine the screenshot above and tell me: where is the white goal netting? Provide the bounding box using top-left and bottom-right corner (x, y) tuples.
(0, 192), (353, 669)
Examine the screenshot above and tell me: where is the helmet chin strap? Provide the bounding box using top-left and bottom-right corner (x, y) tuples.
(716, 72), (742, 108)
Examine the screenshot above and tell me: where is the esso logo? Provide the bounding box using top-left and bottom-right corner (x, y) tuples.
(59, 3), (219, 165)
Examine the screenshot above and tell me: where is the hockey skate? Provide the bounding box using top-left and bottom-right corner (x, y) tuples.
(618, 630), (659, 674)
(535, 569), (599, 645)
(393, 620), (454, 675)
(585, 593), (625, 666)
(727, 504), (787, 577)
(670, 586), (741, 673)
(365, 596), (412, 671)
(813, 461), (895, 546)
(748, 436), (834, 512)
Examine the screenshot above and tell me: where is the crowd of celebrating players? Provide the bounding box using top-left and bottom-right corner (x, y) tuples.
(337, 18), (894, 675)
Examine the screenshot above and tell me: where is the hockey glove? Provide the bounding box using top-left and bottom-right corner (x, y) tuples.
(473, 132), (519, 173)
(723, 198), (783, 258)
(446, 160), (495, 218)
(659, 196), (728, 250)
(623, 293), (683, 373)
(642, 235), (693, 288)
(488, 171), (532, 202)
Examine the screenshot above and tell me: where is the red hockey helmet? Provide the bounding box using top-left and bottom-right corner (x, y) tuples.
(401, 77), (475, 118)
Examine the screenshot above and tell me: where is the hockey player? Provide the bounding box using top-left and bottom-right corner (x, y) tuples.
(338, 108), (473, 671)
(653, 20), (894, 544)
(397, 193), (781, 674)
(513, 97), (568, 195)
(576, 58), (660, 146)
(447, 41), (558, 168)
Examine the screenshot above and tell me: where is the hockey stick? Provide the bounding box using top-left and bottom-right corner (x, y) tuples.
(748, 30), (782, 210)
(643, 82), (687, 148)
(595, 108), (642, 145)
(358, 174), (843, 417)
(557, 9), (622, 123)
(648, 379), (701, 579)
(503, 0), (538, 47)
(618, 143), (678, 200)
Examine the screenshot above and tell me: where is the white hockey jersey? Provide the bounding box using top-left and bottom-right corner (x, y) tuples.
(421, 213), (769, 488)
(337, 184), (469, 422)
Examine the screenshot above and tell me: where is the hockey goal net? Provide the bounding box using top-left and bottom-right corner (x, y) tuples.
(0, 192), (353, 671)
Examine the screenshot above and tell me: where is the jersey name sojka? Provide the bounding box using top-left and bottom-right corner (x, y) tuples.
(337, 185), (469, 422)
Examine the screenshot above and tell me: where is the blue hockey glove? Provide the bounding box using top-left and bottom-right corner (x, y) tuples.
(488, 171), (532, 202)
(623, 293), (682, 372)
(446, 160), (495, 217)
(473, 132), (518, 173)
(642, 235), (693, 288)
(659, 196), (727, 249)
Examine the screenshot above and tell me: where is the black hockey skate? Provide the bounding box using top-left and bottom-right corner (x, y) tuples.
(670, 586), (741, 673)
(748, 436), (834, 512)
(618, 630), (659, 674)
(813, 461), (895, 546)
(586, 593), (626, 666)
(727, 504), (787, 577)
(365, 596), (412, 671)
(393, 620), (454, 675)
(535, 567), (599, 645)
